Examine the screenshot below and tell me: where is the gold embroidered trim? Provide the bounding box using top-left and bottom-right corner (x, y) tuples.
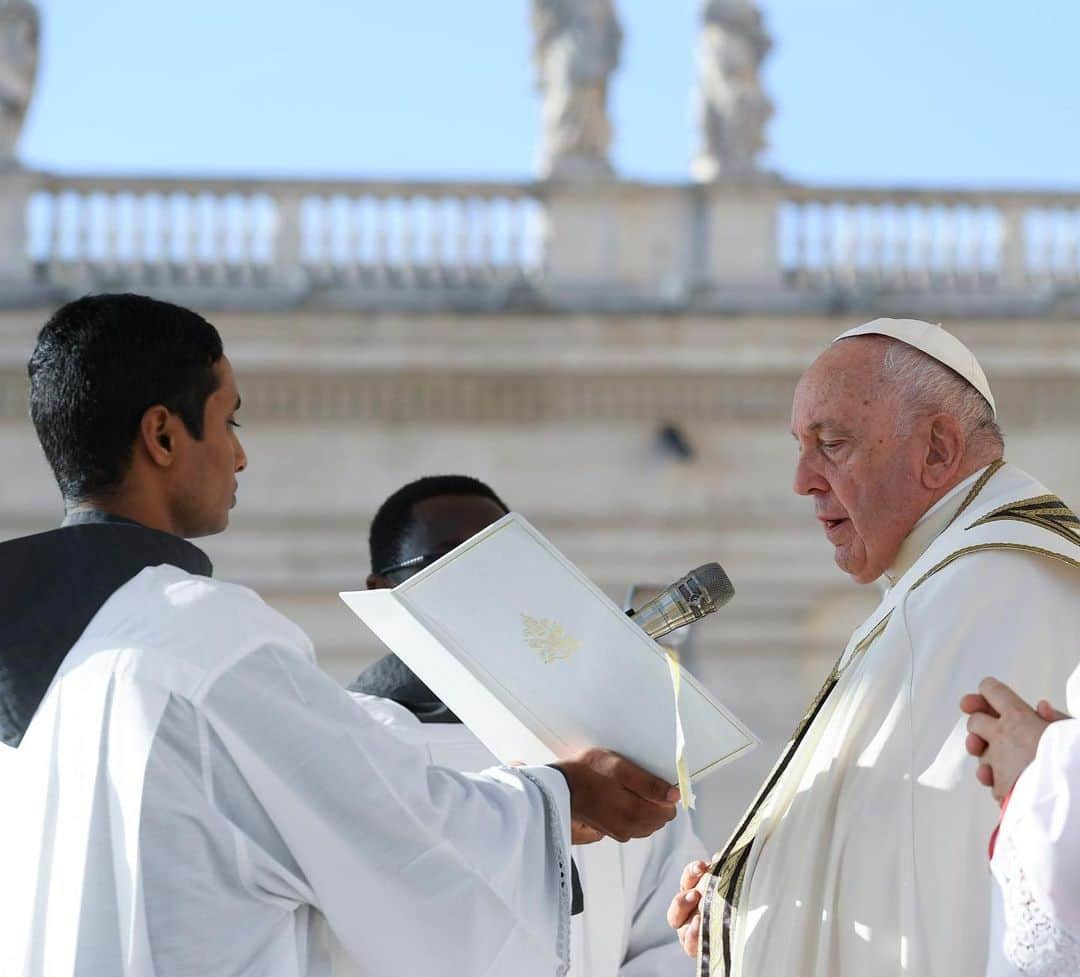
(698, 612), (893, 977)
(945, 458), (1006, 530)
(911, 543), (1080, 593)
(966, 494), (1080, 549)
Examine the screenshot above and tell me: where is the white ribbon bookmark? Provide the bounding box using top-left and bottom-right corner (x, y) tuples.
(664, 647), (696, 810)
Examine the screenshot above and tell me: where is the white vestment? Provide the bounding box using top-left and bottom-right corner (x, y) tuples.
(700, 462), (1080, 977)
(986, 668), (1080, 976)
(0, 565), (573, 976)
(350, 694), (707, 977)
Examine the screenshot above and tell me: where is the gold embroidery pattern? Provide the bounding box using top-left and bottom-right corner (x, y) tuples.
(945, 458), (1007, 530)
(698, 612), (893, 977)
(520, 614), (580, 664)
(911, 542), (1080, 593)
(967, 494), (1080, 548)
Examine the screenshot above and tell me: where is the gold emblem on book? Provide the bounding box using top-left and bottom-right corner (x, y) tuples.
(520, 613), (580, 663)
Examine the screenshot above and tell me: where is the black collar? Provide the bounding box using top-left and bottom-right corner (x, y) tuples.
(0, 514), (213, 747)
(59, 510), (213, 576)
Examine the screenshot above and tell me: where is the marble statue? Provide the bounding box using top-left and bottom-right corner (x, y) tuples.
(532, 0), (622, 181)
(692, 0), (772, 182)
(0, 0), (38, 163)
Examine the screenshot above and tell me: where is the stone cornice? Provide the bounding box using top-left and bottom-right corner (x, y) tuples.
(1, 367), (1077, 426)
(0, 368), (798, 423)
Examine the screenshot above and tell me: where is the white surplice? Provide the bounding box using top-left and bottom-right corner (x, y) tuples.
(349, 694), (706, 977)
(0, 565), (573, 977)
(986, 668), (1080, 977)
(700, 462), (1080, 977)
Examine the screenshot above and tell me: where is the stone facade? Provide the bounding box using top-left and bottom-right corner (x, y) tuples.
(3, 303), (1077, 846)
(3, 0), (1079, 849)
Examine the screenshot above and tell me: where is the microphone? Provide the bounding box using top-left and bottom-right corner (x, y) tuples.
(628, 563), (734, 641)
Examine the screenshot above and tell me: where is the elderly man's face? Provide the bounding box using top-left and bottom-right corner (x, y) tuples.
(791, 339), (928, 584)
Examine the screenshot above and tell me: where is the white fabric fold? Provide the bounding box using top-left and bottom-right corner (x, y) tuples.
(716, 464), (1079, 977)
(353, 692), (706, 977)
(0, 566), (573, 977)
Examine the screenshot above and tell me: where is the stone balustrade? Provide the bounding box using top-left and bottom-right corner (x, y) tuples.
(2, 170), (1079, 313)
(18, 174), (543, 294)
(778, 186), (1080, 290)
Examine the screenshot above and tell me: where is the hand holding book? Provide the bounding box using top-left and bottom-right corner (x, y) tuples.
(554, 747), (680, 842)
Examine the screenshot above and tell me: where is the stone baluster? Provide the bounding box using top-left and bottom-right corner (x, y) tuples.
(456, 198), (472, 277)
(103, 194), (121, 281)
(217, 198), (232, 282)
(73, 193), (92, 285)
(506, 198), (524, 272)
(868, 207), (885, 284)
(790, 203), (809, 283)
(132, 194), (148, 282)
(373, 195), (391, 279)
(1048, 210), (1065, 283)
(997, 200), (1028, 290)
(1065, 211), (1080, 283)
(274, 188), (305, 287)
(478, 198), (495, 272)
(235, 197), (252, 283)
(344, 198), (362, 284)
(184, 196), (202, 283)
(428, 196), (445, 273)
(818, 202), (835, 284)
(397, 195), (412, 278)
(160, 194), (176, 278)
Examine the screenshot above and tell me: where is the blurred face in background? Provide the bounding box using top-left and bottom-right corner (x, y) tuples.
(367, 494), (508, 589)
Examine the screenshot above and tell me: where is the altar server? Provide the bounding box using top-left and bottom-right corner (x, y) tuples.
(669, 319), (1080, 977)
(0, 294), (677, 977)
(963, 673), (1080, 976)
(348, 475), (707, 977)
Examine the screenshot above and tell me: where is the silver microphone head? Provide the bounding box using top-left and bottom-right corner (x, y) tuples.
(630, 563), (734, 641)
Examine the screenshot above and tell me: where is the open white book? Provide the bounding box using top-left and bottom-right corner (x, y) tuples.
(340, 513), (757, 787)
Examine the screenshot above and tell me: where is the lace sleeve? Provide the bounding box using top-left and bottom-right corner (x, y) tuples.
(994, 828), (1080, 976)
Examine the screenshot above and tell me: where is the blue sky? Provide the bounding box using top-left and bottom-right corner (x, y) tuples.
(20, 1), (1080, 187)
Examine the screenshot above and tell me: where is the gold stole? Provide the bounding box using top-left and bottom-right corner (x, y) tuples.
(696, 612), (892, 977)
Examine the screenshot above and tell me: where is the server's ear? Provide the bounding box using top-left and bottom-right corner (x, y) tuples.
(140, 405), (177, 468)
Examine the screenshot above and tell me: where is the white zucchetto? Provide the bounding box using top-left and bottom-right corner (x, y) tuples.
(833, 318), (996, 417)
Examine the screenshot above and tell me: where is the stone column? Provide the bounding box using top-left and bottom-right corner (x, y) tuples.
(542, 181), (698, 303)
(531, 0), (623, 182)
(697, 183), (783, 297)
(691, 0), (773, 183)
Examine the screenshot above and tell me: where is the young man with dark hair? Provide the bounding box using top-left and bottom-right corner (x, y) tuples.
(351, 475), (707, 977)
(0, 294), (678, 977)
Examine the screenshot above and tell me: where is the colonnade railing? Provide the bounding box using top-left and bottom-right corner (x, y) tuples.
(22, 175), (543, 290)
(778, 186), (1080, 291)
(4, 172), (1078, 305)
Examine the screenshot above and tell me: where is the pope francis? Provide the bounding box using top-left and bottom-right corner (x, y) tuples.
(669, 319), (1080, 977)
